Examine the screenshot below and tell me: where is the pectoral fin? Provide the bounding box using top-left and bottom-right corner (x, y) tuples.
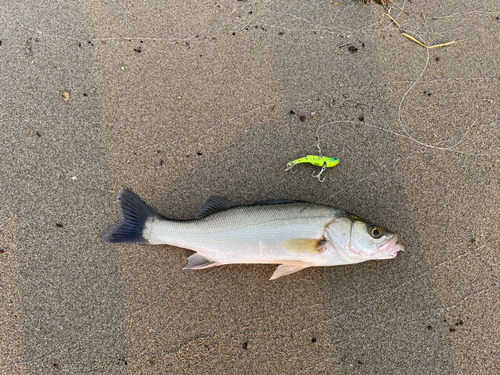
(270, 264), (310, 280)
(282, 238), (327, 255)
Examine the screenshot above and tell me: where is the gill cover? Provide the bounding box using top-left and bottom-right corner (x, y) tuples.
(349, 220), (391, 256)
(324, 213), (395, 261)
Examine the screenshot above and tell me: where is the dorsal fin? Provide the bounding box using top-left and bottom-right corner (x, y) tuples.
(194, 196), (238, 219)
(253, 199), (301, 206)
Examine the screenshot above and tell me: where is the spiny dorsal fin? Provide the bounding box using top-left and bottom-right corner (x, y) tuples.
(183, 253), (222, 270)
(252, 199), (301, 206)
(194, 196), (238, 219)
(282, 239), (327, 254)
(270, 264), (310, 280)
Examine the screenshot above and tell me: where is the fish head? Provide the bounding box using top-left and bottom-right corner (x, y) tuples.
(325, 213), (404, 263)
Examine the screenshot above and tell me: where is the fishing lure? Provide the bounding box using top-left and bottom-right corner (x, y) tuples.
(285, 155), (339, 182)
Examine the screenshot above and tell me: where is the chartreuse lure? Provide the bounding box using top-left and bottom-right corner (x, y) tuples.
(285, 155), (339, 182)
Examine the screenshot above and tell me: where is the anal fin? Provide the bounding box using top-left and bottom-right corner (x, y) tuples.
(270, 264), (310, 280)
(184, 253), (222, 270)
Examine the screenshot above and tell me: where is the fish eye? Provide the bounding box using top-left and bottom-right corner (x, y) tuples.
(369, 226), (383, 238)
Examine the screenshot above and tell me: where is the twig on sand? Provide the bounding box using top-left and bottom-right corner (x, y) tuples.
(386, 13), (465, 49)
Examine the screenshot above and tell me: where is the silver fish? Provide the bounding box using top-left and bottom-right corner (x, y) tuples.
(101, 189), (404, 280)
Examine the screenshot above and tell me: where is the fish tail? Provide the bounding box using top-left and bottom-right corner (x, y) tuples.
(101, 189), (164, 244)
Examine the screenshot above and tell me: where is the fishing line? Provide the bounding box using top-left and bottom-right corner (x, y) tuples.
(313, 9), (480, 178)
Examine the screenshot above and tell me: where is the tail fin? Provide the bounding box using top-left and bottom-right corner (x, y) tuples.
(101, 189), (164, 244)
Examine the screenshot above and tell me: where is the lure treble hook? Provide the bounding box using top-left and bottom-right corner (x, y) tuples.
(311, 162), (327, 183)
(284, 162), (298, 174)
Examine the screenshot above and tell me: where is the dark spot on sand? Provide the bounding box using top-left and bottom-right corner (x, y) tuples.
(232, 32), (236, 35)
(83, 93), (88, 97)
(118, 357), (128, 365)
(435, 57), (440, 62)
(290, 110), (295, 114)
(449, 327), (456, 332)
(311, 337), (317, 343)
(133, 47), (142, 53)
(197, 152), (203, 156)
(299, 115), (306, 122)
(56, 223), (64, 228)
(348, 45), (358, 53)
(53, 363), (61, 370)
(36, 132), (41, 137)
(160, 160), (164, 166)
(358, 115), (365, 122)
(427, 325), (432, 330)
(455, 319), (464, 326)
(242, 342), (248, 349)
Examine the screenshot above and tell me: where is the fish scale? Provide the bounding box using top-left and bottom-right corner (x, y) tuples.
(147, 204), (335, 264)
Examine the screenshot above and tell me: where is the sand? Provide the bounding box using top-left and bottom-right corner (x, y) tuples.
(1, 0), (499, 373)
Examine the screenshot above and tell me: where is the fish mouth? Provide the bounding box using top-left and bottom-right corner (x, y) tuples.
(377, 235), (405, 259)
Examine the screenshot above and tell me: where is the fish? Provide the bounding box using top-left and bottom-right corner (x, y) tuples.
(101, 189), (404, 280)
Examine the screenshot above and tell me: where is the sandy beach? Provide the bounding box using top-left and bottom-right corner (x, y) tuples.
(1, 1), (499, 373)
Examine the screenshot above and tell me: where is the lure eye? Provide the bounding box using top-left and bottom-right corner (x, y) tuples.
(369, 226), (383, 238)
